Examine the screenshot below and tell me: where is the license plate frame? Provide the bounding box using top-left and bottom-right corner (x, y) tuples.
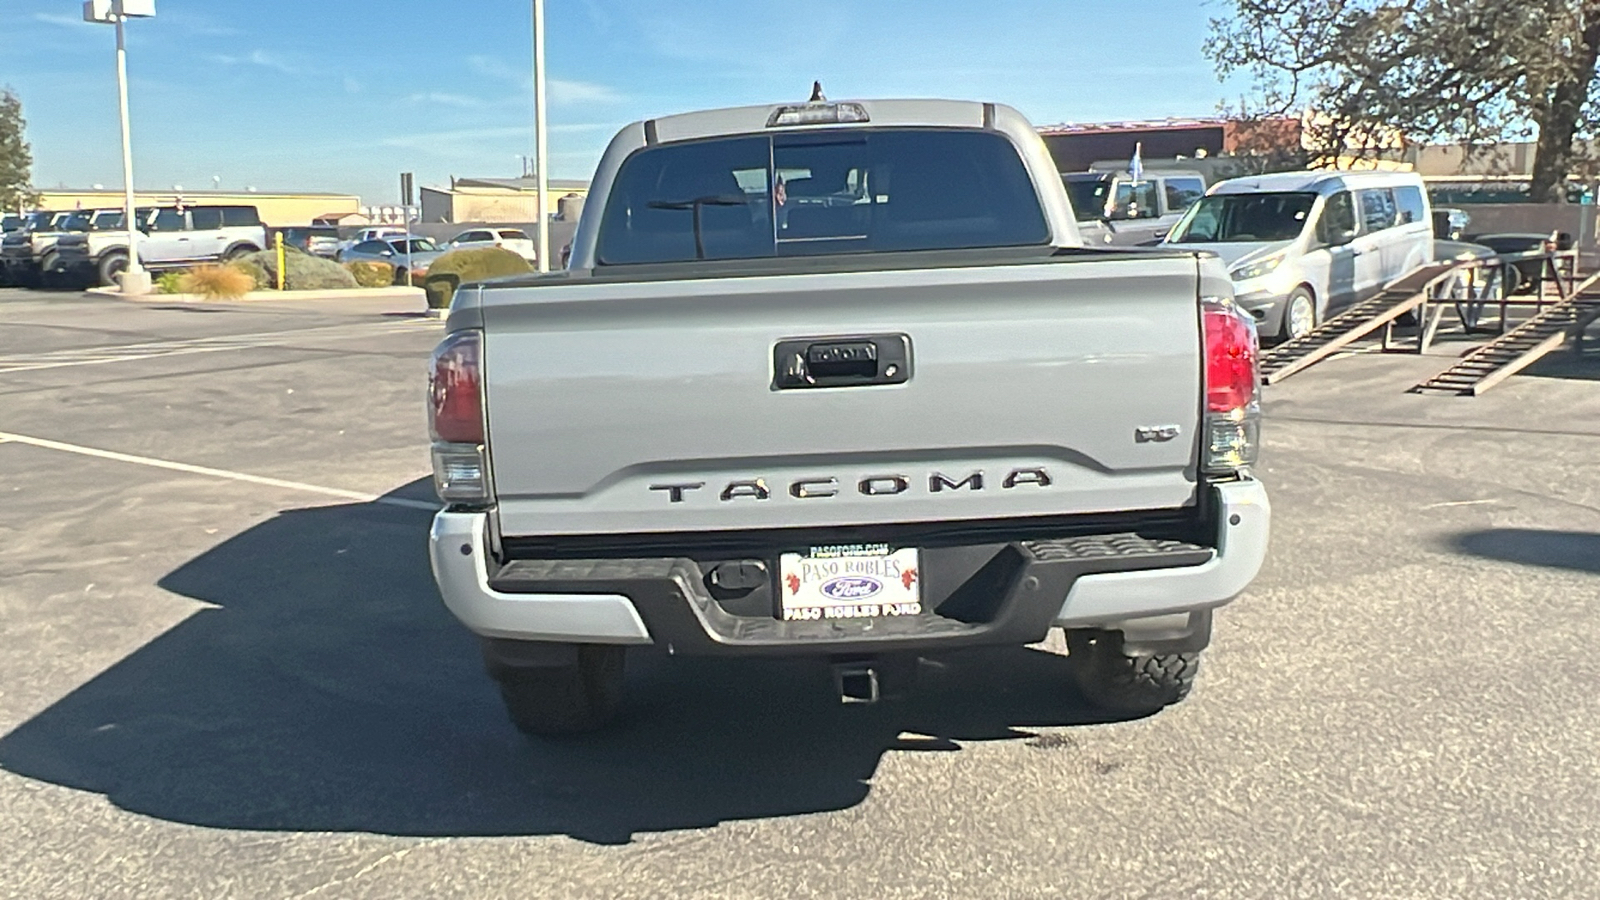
(778, 543), (922, 622)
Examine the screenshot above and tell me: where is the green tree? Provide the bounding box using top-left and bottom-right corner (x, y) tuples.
(1208, 0), (1600, 202)
(0, 87), (41, 212)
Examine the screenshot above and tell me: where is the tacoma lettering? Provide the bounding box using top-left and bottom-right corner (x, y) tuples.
(930, 471), (984, 492)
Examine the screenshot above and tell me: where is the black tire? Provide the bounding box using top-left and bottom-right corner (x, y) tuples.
(97, 252), (129, 288)
(393, 268), (407, 286)
(224, 244), (257, 261)
(38, 253), (61, 288)
(1278, 286), (1317, 342)
(490, 644), (626, 736)
(1066, 629), (1199, 715)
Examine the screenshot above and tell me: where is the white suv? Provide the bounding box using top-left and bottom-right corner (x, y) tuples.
(443, 227), (538, 263)
(52, 205), (267, 287)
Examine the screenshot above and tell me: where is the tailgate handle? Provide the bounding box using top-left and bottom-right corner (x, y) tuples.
(807, 341), (877, 378)
(772, 334), (911, 390)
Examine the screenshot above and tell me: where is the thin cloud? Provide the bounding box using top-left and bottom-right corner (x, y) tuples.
(406, 92), (488, 109)
(33, 12), (90, 27)
(207, 50), (299, 76)
(465, 55), (622, 105)
(378, 123), (615, 163)
(549, 79), (622, 104)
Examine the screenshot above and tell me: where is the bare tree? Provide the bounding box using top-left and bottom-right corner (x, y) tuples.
(1209, 0), (1600, 202)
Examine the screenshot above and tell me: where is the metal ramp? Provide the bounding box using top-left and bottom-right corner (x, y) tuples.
(1259, 262), (1463, 385)
(1410, 281), (1600, 396)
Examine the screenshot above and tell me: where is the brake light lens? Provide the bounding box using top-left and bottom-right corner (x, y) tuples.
(1204, 299), (1258, 413)
(429, 329), (491, 505)
(1201, 298), (1261, 475)
(429, 330), (483, 443)
(766, 102), (870, 127)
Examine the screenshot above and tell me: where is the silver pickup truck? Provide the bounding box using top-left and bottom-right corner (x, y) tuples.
(427, 97), (1270, 735)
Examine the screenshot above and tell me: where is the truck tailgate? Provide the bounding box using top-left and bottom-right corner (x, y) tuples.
(481, 256), (1204, 536)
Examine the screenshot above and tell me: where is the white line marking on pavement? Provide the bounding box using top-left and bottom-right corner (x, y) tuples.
(0, 430), (438, 511)
(0, 320), (429, 374)
(1421, 498), (1499, 509)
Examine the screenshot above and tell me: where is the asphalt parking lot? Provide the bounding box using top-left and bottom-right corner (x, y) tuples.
(1, 286), (1598, 899)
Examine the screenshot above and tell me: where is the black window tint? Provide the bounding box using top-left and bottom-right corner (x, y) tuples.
(1360, 189), (1396, 232)
(1394, 185), (1426, 224)
(1163, 178), (1206, 214)
(1317, 192), (1357, 244)
(150, 209), (187, 232)
(597, 129), (1048, 265)
(190, 207), (224, 230)
(354, 240), (391, 254)
(498, 230), (530, 240)
(1063, 175), (1112, 222)
(221, 206), (261, 227)
(1170, 192), (1316, 243)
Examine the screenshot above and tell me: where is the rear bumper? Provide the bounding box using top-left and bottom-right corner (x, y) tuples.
(430, 479), (1270, 655)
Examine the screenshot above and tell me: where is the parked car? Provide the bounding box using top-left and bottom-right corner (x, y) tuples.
(1, 210), (98, 288)
(1163, 170), (1433, 342)
(443, 227), (539, 262)
(335, 226), (408, 259)
(278, 225), (342, 258)
(1461, 231), (1571, 296)
(426, 96), (1269, 736)
(52, 204), (267, 287)
(1432, 207), (1470, 241)
(1, 214), (23, 234)
(1064, 169), (1209, 246)
(339, 236), (444, 284)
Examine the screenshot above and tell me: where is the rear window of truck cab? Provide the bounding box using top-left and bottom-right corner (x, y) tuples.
(596, 129), (1050, 264)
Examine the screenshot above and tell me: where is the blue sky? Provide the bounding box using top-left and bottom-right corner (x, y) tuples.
(0, 0), (1244, 204)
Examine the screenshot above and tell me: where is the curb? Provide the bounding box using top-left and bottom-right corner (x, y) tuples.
(86, 286), (427, 305)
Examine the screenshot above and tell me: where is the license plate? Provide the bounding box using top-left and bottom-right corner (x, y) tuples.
(778, 544), (922, 622)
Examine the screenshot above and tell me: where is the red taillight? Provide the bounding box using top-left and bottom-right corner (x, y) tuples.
(429, 330), (484, 444)
(1203, 300), (1258, 413)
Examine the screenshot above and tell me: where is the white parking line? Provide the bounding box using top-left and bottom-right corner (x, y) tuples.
(0, 320), (429, 374)
(0, 430), (438, 511)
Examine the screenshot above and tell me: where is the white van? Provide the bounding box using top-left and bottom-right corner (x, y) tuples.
(1163, 170), (1433, 340)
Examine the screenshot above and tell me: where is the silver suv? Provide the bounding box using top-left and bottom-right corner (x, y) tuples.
(53, 204), (267, 287)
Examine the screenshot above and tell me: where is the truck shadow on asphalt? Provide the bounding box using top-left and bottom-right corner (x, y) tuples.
(0, 482), (1128, 845)
(1450, 528), (1600, 575)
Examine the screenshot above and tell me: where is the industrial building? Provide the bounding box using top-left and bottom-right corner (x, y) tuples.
(420, 176), (589, 224)
(1037, 117), (1304, 173)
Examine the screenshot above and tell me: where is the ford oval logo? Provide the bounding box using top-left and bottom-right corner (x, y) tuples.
(819, 576), (882, 601)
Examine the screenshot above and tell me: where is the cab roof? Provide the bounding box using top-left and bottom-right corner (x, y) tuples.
(644, 98), (998, 144)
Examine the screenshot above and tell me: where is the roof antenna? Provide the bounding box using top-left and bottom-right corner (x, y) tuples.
(810, 81), (826, 103)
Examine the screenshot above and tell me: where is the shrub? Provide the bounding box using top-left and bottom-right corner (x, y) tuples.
(230, 256), (271, 291)
(422, 247), (533, 309)
(154, 270), (186, 294)
(179, 263), (255, 300)
(238, 247), (358, 291)
(344, 259), (395, 288)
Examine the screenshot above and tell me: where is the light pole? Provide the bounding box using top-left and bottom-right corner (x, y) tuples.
(531, 0), (549, 272)
(83, 0), (155, 294)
